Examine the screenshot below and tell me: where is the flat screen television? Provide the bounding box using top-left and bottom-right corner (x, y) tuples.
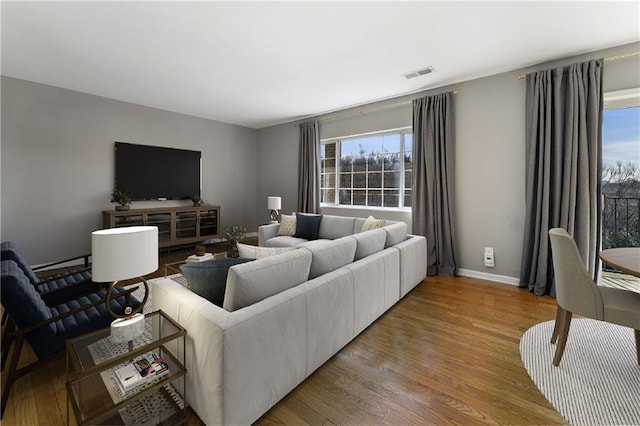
(114, 142), (201, 200)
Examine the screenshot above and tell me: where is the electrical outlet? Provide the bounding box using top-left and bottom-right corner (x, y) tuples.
(484, 247), (495, 267)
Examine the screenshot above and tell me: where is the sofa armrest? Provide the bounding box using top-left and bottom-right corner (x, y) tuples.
(393, 234), (427, 297)
(151, 277), (308, 426)
(258, 223), (280, 246)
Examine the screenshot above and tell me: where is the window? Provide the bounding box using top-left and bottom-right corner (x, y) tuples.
(601, 89), (640, 249)
(321, 128), (412, 209)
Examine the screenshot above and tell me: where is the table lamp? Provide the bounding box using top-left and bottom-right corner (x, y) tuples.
(92, 226), (158, 350)
(268, 196), (281, 224)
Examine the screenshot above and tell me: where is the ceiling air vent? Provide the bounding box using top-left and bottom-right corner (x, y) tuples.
(403, 66), (435, 79)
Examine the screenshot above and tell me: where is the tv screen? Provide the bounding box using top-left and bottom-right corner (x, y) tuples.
(115, 142), (201, 200)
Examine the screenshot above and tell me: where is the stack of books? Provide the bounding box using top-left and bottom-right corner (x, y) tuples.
(114, 353), (169, 393)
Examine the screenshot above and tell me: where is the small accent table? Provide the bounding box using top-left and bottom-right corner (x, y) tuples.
(164, 252), (227, 276)
(66, 310), (187, 425)
(600, 247), (640, 278)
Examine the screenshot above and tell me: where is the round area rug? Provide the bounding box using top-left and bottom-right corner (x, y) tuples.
(520, 319), (640, 425)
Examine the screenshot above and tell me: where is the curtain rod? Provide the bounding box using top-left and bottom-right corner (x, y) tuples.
(517, 51), (639, 80)
(303, 90), (460, 125)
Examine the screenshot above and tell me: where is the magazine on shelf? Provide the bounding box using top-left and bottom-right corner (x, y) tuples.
(114, 353), (169, 393)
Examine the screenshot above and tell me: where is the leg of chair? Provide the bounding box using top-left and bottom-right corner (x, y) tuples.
(550, 305), (564, 344)
(1, 334), (24, 418)
(634, 329), (639, 366)
(1, 319), (15, 370)
(553, 309), (573, 367)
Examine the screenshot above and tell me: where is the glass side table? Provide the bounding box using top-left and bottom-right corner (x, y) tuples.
(66, 310), (187, 425)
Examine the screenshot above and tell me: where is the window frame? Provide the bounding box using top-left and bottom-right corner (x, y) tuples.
(320, 127), (413, 210)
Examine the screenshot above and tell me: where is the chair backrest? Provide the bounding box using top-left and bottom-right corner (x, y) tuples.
(548, 228), (604, 319)
(1, 260), (56, 358)
(0, 244), (39, 285)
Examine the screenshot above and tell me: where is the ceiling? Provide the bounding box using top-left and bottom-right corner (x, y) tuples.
(2, 1), (639, 129)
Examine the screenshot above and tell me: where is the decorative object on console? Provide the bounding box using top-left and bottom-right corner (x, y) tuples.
(195, 244), (206, 257)
(92, 226), (158, 351)
(111, 188), (132, 211)
(221, 225), (247, 258)
(191, 195), (203, 207)
(268, 196), (281, 224)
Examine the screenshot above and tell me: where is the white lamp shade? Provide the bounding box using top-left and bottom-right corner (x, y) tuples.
(92, 226), (158, 282)
(268, 196), (281, 210)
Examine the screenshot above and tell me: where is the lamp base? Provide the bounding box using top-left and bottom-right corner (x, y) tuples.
(270, 209), (279, 223)
(110, 313), (145, 349)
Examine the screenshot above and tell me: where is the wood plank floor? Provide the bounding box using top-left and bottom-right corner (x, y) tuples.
(2, 246), (566, 425)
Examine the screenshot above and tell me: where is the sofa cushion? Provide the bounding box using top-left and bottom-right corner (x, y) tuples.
(277, 214), (296, 236)
(223, 249), (312, 311)
(383, 222), (408, 248)
(263, 235), (309, 248)
(181, 258), (254, 307)
(237, 243), (296, 259)
(318, 215), (356, 239)
(350, 228), (386, 260)
(360, 216), (387, 232)
(299, 236), (357, 279)
(293, 213), (323, 240)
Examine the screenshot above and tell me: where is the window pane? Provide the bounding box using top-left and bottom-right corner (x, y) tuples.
(368, 172), (382, 188)
(383, 134), (400, 154)
(404, 170), (412, 189)
(340, 173), (352, 188)
(383, 171), (400, 188)
(353, 156), (367, 173)
(404, 190), (412, 208)
(369, 156), (382, 171)
(383, 190), (399, 207)
(405, 134), (412, 154)
(353, 190), (366, 206)
(321, 188), (335, 204)
(353, 173), (366, 189)
(367, 136), (383, 155)
(368, 190), (382, 207)
(339, 189), (351, 205)
(339, 157), (352, 171)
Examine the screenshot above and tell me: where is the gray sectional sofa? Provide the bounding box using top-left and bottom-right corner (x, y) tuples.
(151, 214), (427, 425)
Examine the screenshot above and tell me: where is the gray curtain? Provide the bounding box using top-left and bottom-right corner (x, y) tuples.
(297, 120), (320, 214)
(412, 92), (458, 276)
(520, 59), (603, 296)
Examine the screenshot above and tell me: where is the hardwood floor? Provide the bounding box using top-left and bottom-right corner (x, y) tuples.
(1, 247), (566, 425)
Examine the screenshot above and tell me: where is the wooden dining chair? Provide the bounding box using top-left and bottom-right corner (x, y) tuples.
(548, 228), (640, 366)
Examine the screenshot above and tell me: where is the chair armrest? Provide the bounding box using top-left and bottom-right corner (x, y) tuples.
(258, 224), (280, 246)
(32, 253), (91, 273)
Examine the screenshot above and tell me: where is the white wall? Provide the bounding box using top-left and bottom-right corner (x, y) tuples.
(257, 42), (640, 282)
(1, 77), (258, 264)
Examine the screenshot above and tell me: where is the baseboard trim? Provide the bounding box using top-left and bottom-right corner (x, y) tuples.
(457, 268), (520, 286)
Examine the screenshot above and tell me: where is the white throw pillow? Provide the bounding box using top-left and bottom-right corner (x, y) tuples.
(237, 242), (296, 259)
(277, 214), (296, 236)
(361, 216), (387, 232)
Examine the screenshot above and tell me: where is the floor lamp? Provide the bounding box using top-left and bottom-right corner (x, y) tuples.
(92, 226), (158, 350)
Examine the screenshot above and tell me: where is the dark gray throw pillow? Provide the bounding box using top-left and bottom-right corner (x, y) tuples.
(180, 258), (254, 307)
(293, 213), (323, 240)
